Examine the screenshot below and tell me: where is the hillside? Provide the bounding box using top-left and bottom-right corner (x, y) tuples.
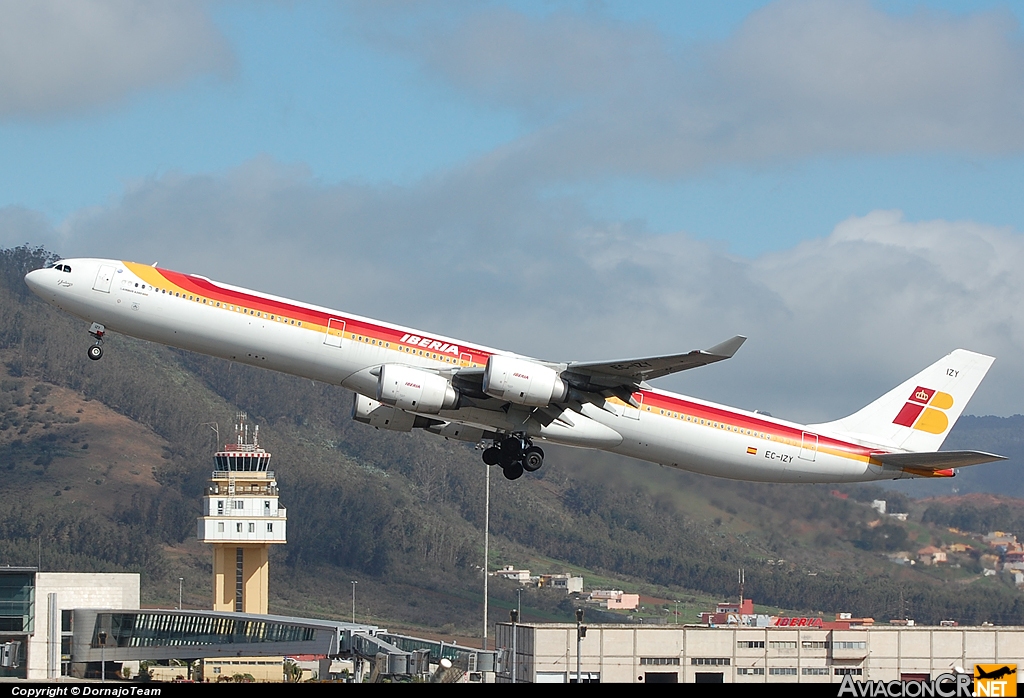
(2, 244), (1024, 635)
(883, 414), (1024, 499)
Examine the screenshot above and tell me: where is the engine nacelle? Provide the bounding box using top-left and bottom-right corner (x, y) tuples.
(352, 394), (416, 431)
(482, 355), (568, 407)
(376, 364), (459, 414)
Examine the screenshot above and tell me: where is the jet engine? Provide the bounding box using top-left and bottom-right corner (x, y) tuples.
(482, 355), (568, 407)
(376, 364), (459, 414)
(352, 394), (417, 431)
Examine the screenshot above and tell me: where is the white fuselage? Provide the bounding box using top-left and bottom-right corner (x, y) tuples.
(25, 258), (910, 483)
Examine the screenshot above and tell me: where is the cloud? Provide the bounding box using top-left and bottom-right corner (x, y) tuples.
(717, 1), (1024, 155)
(0, 0), (233, 118)
(412, 7), (676, 117)
(358, 0), (1024, 178)
(2, 158), (1017, 421)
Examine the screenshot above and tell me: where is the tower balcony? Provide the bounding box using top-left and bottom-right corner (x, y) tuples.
(206, 480), (279, 496)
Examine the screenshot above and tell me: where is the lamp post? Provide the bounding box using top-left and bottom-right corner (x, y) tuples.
(178, 577), (183, 610)
(98, 630), (107, 682)
(575, 608), (586, 684)
(483, 460), (490, 651)
(350, 581), (357, 624)
(509, 609), (518, 684)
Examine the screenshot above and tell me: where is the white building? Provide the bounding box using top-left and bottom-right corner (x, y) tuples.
(0, 568), (139, 680)
(494, 566), (532, 584)
(495, 622), (1024, 684)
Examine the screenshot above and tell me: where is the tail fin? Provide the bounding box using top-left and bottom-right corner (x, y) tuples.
(810, 349), (995, 452)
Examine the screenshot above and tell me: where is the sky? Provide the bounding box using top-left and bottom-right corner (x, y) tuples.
(2, 0), (1024, 424)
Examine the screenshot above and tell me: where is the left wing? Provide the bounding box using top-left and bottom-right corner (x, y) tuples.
(563, 335), (747, 387)
(449, 335), (747, 410)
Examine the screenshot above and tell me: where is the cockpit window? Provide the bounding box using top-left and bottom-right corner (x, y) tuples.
(51, 263), (72, 273)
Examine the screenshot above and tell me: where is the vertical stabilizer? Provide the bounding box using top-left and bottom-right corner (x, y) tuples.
(810, 349), (994, 452)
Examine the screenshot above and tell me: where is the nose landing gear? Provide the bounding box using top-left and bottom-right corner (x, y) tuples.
(481, 434), (544, 480)
(87, 322), (106, 361)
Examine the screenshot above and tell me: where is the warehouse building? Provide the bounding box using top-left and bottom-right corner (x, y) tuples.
(494, 621), (1023, 683)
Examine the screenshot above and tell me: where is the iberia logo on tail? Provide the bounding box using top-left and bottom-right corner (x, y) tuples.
(892, 386), (954, 434)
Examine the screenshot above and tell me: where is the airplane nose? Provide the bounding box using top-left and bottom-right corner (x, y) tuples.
(24, 268), (45, 294)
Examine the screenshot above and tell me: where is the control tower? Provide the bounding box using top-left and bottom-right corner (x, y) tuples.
(197, 415), (287, 614)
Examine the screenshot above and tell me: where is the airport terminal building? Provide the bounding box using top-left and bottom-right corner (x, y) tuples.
(494, 621), (1024, 684)
(0, 568), (140, 679)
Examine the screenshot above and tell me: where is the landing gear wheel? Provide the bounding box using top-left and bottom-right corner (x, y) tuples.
(522, 446), (544, 472)
(482, 447), (501, 466)
(503, 461), (524, 480)
(87, 345), (103, 361)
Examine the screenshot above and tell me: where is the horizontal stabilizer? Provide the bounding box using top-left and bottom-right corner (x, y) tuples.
(873, 450), (1006, 470)
(566, 335), (746, 385)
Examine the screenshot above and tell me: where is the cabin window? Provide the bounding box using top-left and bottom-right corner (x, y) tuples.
(248, 523), (255, 533)
(218, 522), (224, 532)
(236, 523), (242, 532)
(267, 523), (274, 532)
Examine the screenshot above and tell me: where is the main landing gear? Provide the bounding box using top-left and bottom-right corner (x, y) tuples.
(482, 434), (544, 480)
(87, 323), (105, 361)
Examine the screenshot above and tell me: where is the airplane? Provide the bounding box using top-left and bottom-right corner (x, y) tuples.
(975, 666), (1016, 681)
(24, 258), (1006, 483)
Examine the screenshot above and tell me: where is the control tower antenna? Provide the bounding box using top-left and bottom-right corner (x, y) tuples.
(197, 413), (287, 614)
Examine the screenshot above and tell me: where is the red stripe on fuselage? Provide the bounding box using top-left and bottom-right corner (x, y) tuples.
(637, 391), (877, 459)
(147, 267), (496, 365)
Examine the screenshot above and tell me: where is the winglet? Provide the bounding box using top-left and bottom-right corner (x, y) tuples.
(705, 335), (746, 359)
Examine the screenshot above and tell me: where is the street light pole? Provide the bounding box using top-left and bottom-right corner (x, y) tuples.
(575, 608), (586, 684)
(350, 581), (357, 624)
(98, 631), (107, 682)
(510, 609), (518, 684)
(178, 577), (183, 610)
(483, 460), (490, 651)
